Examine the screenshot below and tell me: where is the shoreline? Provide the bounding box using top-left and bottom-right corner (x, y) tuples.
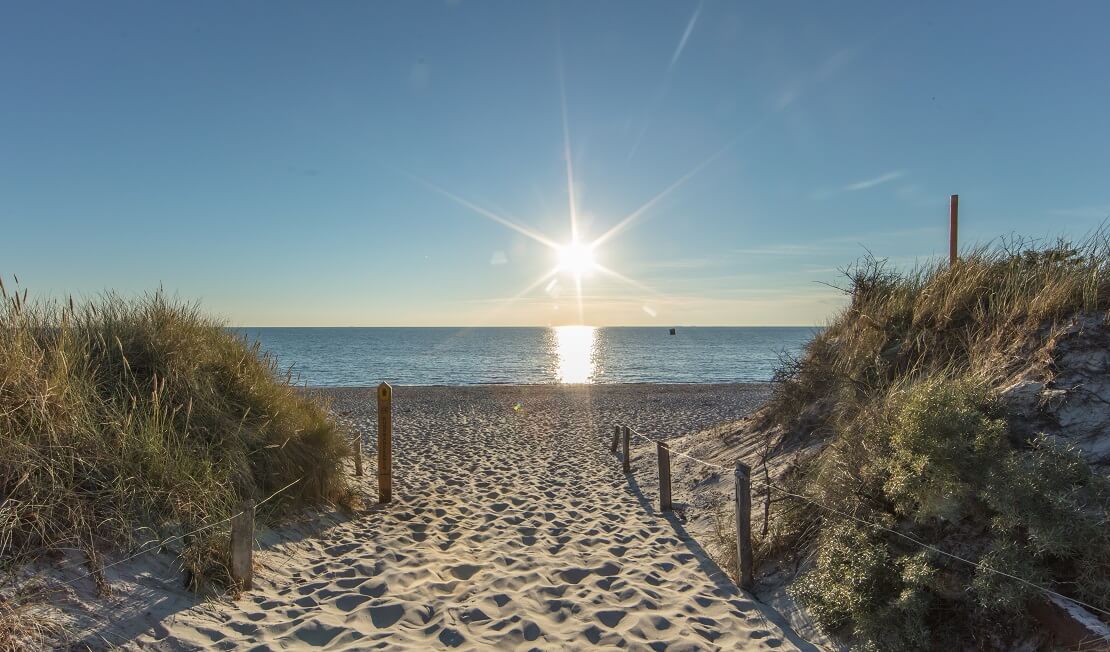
(304, 381), (775, 389)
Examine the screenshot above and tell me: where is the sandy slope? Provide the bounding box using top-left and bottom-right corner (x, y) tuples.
(55, 384), (818, 650)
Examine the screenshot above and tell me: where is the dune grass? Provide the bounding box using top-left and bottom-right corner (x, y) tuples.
(755, 234), (1110, 649)
(0, 287), (354, 594)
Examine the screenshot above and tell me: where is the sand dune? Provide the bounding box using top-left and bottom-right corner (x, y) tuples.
(60, 384), (816, 650)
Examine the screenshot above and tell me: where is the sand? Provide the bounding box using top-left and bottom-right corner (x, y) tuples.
(45, 384), (821, 650)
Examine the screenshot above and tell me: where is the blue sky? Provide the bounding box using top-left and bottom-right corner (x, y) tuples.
(2, 1), (1108, 326)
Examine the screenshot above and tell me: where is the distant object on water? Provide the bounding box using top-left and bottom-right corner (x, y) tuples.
(669, 328), (676, 335)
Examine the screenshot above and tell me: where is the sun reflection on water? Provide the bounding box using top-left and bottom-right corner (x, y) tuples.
(553, 325), (596, 383)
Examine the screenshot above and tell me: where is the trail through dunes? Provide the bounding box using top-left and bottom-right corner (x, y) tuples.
(112, 385), (814, 650)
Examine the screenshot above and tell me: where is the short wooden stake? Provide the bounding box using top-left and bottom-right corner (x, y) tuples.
(949, 194), (959, 265)
(611, 425), (620, 453)
(377, 382), (393, 504)
(622, 426), (631, 474)
(734, 463), (754, 591)
(353, 434), (363, 477)
(657, 441), (672, 512)
(230, 499), (255, 591)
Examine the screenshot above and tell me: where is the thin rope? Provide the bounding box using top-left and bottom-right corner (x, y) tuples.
(16, 476), (306, 597)
(761, 481), (1110, 618)
(615, 422), (1110, 620)
(624, 427), (731, 471)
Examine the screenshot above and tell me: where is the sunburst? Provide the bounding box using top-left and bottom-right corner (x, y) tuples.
(413, 56), (733, 324)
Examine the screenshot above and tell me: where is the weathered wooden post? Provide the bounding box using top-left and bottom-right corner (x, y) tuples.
(657, 441), (672, 512)
(949, 194), (959, 265)
(611, 425), (620, 453)
(230, 499), (255, 591)
(734, 462), (754, 591)
(353, 434), (363, 477)
(622, 426), (631, 473)
(377, 382), (393, 504)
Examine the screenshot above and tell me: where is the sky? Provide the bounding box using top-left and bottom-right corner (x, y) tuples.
(2, 1), (1109, 327)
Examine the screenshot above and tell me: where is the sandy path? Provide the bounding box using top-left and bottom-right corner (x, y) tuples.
(120, 385), (811, 650)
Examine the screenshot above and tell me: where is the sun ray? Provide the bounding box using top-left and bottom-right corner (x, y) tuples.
(414, 175), (562, 250)
(592, 138), (738, 249)
(461, 266), (561, 326)
(511, 266), (561, 302)
(556, 47), (579, 242)
(574, 273), (584, 324)
(627, 0), (703, 161)
(593, 263), (665, 297)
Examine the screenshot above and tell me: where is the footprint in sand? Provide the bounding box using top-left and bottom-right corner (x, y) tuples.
(437, 627), (466, 647)
(596, 609), (627, 628)
(447, 563), (483, 581)
(367, 602), (406, 628)
(333, 593), (371, 611)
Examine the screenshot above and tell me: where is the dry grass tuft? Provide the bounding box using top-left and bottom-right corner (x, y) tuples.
(0, 582), (65, 651)
(0, 288), (352, 591)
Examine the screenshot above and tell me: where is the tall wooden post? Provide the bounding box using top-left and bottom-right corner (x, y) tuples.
(657, 441), (672, 512)
(734, 463), (754, 591)
(611, 425), (620, 453)
(622, 426), (631, 474)
(230, 499), (255, 591)
(949, 194), (959, 265)
(377, 382), (393, 504)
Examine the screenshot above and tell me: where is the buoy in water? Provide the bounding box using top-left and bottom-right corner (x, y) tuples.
(669, 328), (676, 335)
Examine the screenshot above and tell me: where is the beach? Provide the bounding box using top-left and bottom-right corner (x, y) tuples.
(50, 383), (819, 650)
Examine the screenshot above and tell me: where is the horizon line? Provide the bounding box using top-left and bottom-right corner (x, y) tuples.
(230, 324), (824, 329)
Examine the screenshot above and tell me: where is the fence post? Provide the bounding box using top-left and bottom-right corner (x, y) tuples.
(230, 499), (255, 591)
(378, 382), (393, 504)
(622, 426), (631, 473)
(353, 434), (363, 477)
(611, 425), (620, 453)
(734, 463), (754, 591)
(949, 194), (959, 265)
(658, 441), (672, 512)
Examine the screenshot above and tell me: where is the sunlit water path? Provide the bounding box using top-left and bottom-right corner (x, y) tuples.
(237, 326), (815, 386)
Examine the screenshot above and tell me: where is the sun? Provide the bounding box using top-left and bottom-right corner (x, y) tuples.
(557, 241), (597, 277)
(415, 49), (729, 324)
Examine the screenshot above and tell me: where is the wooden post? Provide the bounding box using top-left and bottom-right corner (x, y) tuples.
(734, 463), (753, 591)
(657, 441), (672, 512)
(949, 194), (959, 265)
(353, 434), (363, 477)
(377, 382), (393, 504)
(230, 499), (255, 591)
(611, 425), (620, 453)
(622, 426), (631, 474)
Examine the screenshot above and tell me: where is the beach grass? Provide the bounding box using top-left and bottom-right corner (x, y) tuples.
(756, 233), (1110, 648)
(0, 287), (353, 593)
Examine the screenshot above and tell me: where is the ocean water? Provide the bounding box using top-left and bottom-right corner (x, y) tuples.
(236, 327), (816, 386)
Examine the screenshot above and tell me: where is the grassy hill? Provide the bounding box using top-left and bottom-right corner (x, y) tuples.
(0, 288), (354, 612)
(740, 236), (1110, 649)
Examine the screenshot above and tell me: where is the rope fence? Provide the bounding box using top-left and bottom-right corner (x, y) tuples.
(611, 422), (1110, 625)
(10, 475), (306, 608)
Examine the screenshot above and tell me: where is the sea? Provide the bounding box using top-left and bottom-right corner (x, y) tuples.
(236, 326), (816, 387)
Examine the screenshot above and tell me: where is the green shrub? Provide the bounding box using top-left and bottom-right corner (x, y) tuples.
(880, 378), (1008, 522)
(983, 435), (1110, 610)
(0, 288), (353, 586)
(785, 373), (1110, 649)
(794, 522), (935, 652)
